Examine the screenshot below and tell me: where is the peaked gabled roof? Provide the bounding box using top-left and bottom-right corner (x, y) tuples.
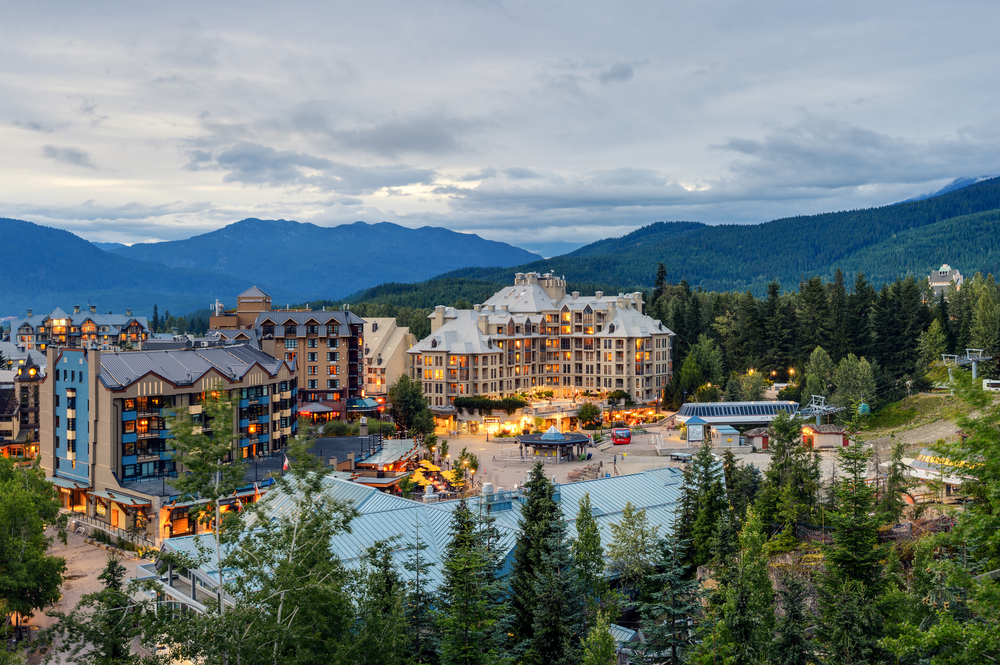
(238, 286), (270, 299)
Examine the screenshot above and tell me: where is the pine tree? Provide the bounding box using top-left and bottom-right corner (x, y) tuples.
(653, 262), (668, 304)
(686, 443), (725, 567)
(572, 493), (612, 625)
(526, 516), (584, 665)
(816, 440), (891, 662)
(846, 272), (876, 358)
(437, 500), (504, 665)
(638, 532), (701, 665)
(796, 276), (833, 365)
(770, 573), (815, 665)
(404, 529), (439, 665)
(829, 268), (850, 361)
(508, 462), (559, 654)
(606, 502), (660, 599)
(151, 304), (159, 333)
(718, 507), (775, 665)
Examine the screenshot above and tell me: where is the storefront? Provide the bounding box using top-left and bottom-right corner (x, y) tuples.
(49, 475), (90, 512)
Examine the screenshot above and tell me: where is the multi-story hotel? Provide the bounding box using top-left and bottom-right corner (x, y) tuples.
(39, 344), (298, 544)
(210, 286), (370, 416)
(11, 305), (151, 351)
(0, 354), (44, 464)
(408, 272), (675, 414)
(363, 318), (414, 405)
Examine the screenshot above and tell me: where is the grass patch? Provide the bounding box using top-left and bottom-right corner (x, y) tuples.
(867, 402), (918, 429)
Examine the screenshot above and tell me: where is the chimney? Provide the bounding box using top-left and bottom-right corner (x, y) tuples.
(432, 305), (446, 333)
(515, 272), (525, 284)
(26, 309), (32, 317)
(126, 308), (132, 317)
(571, 291), (579, 299)
(633, 292), (644, 314)
(473, 304), (481, 312)
(595, 291), (603, 299)
(90, 305), (97, 313)
(73, 305), (80, 314)
(526, 272), (538, 284)
(478, 312), (489, 334)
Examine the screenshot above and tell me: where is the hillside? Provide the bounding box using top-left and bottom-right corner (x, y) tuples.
(0, 218), (292, 317)
(433, 176), (1000, 294)
(105, 219), (542, 299)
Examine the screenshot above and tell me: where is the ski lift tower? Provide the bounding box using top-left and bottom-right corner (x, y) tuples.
(942, 348), (993, 379)
(799, 395), (846, 427)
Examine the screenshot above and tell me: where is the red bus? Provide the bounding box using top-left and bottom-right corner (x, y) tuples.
(611, 428), (632, 445)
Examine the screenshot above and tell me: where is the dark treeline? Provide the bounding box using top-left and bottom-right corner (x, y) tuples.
(654, 265), (1000, 411)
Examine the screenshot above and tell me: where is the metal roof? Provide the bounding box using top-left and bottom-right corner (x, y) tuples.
(163, 466), (685, 593)
(238, 286), (270, 299)
(98, 344), (290, 389)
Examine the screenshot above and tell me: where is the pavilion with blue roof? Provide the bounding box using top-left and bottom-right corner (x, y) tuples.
(515, 425), (593, 463)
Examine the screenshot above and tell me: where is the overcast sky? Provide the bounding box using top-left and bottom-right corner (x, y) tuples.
(3, 1), (999, 257)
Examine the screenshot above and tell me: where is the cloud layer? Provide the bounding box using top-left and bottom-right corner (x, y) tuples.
(2, 1), (1000, 257)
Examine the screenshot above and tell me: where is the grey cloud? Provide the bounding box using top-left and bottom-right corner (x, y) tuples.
(456, 167), (497, 182)
(42, 145), (97, 169)
(503, 167), (542, 179)
(716, 116), (1000, 189)
(598, 62), (634, 84)
(329, 115), (478, 157)
(14, 119), (66, 133)
(187, 141), (438, 195)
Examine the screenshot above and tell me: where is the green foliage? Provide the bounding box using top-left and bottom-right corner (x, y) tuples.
(451, 396), (527, 416)
(509, 462), (560, 654)
(769, 573), (815, 665)
(42, 553), (144, 665)
(436, 500), (506, 665)
(575, 402), (601, 426)
(580, 612), (617, 665)
(918, 318), (949, 365)
(832, 352), (878, 408)
(718, 507), (775, 665)
(606, 502), (660, 597)
(755, 410), (822, 531)
(676, 443), (726, 568)
(0, 457), (67, 620)
(388, 374), (433, 434)
(637, 532), (701, 664)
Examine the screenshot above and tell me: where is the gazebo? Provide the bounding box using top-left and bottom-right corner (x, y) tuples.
(515, 426), (592, 463)
(298, 402), (335, 423)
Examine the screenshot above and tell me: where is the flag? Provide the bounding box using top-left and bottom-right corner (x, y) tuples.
(253, 482), (261, 503)
(283, 454), (290, 471)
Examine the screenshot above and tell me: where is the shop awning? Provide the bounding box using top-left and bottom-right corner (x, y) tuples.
(89, 490), (151, 507)
(298, 402), (334, 414)
(48, 475), (91, 491)
(347, 397), (380, 411)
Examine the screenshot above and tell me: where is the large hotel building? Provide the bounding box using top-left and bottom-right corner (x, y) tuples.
(408, 272), (675, 414)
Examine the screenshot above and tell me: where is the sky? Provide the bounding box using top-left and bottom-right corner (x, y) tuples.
(3, 1), (1000, 258)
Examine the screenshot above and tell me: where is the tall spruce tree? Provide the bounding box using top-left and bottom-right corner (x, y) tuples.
(437, 500), (505, 665)
(829, 268), (850, 361)
(770, 573), (815, 665)
(572, 493), (613, 626)
(796, 276), (833, 365)
(638, 531), (701, 665)
(508, 462), (559, 655)
(526, 515), (584, 665)
(403, 528), (439, 665)
(816, 440), (892, 663)
(717, 507), (775, 665)
(846, 272), (876, 358)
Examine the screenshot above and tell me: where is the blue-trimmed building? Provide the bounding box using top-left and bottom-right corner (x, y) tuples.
(40, 344), (298, 544)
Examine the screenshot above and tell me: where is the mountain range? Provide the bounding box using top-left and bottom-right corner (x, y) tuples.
(0, 219), (540, 318)
(355, 175), (1000, 303)
(4, 175), (1000, 319)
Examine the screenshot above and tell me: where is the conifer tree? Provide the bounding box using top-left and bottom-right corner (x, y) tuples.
(829, 268), (850, 361)
(43, 553), (141, 665)
(526, 515), (584, 665)
(718, 507), (775, 665)
(437, 500), (504, 665)
(508, 462), (559, 654)
(403, 529), (439, 665)
(846, 272), (876, 358)
(770, 573), (815, 665)
(638, 532), (701, 665)
(816, 440), (892, 663)
(683, 443), (725, 567)
(796, 276), (833, 365)
(572, 493), (612, 626)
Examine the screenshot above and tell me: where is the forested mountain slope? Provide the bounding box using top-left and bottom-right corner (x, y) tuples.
(105, 219), (542, 299)
(436, 176), (1000, 293)
(0, 218), (290, 317)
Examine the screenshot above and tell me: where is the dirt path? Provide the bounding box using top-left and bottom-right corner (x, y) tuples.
(25, 528), (152, 665)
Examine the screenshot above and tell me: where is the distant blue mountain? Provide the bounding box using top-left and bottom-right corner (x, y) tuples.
(901, 176), (997, 203)
(92, 241), (127, 251)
